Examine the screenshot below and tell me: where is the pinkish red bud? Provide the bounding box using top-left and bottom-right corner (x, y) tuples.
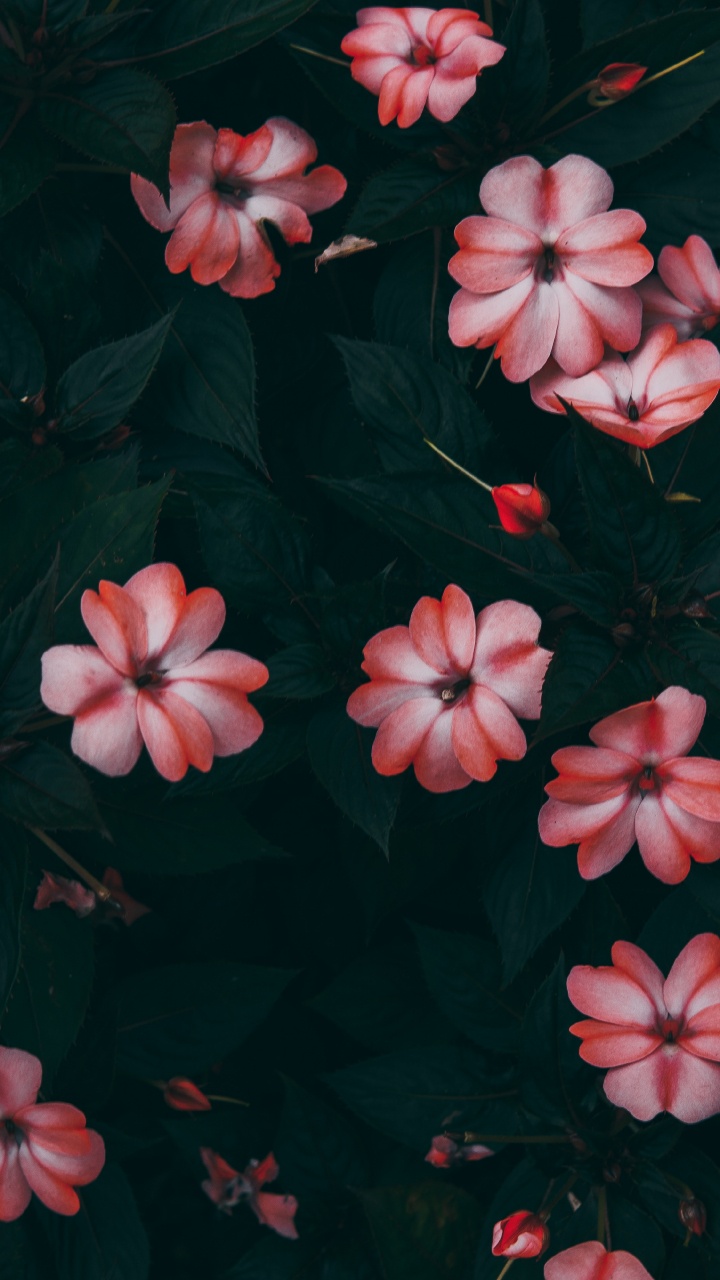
(594, 62), (647, 100)
(164, 1078), (211, 1112)
(491, 481), (551, 538)
(679, 1197), (707, 1236)
(425, 1135), (494, 1167)
(491, 1211), (549, 1259)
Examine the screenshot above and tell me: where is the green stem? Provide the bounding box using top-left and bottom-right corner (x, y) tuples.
(29, 826), (114, 904)
(288, 44), (350, 68)
(423, 438), (493, 491)
(55, 162), (128, 174)
(446, 1131), (572, 1145)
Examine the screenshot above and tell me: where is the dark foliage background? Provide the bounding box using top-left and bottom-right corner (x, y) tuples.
(2, 0), (720, 1276)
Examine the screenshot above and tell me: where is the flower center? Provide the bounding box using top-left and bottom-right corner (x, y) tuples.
(661, 1017), (682, 1042)
(627, 398), (640, 422)
(411, 44), (436, 66)
(4, 1119), (15, 1134)
(440, 677), (472, 703)
(135, 671), (162, 690)
(543, 247), (555, 284)
(638, 764), (659, 792)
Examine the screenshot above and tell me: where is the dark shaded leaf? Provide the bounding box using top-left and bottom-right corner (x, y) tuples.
(0, 116), (58, 217)
(129, 0), (318, 78)
(347, 157), (480, 245)
(359, 1183), (481, 1280)
(265, 643), (335, 699)
(277, 1078), (368, 1197)
(649, 624), (720, 717)
(0, 289), (45, 402)
(0, 560), (58, 736)
(0, 742), (103, 831)
(520, 957), (588, 1126)
(536, 626), (656, 740)
(412, 923), (520, 1051)
(306, 701), (402, 853)
(55, 313), (173, 439)
(39, 1164), (150, 1280)
(0, 823), (27, 1013)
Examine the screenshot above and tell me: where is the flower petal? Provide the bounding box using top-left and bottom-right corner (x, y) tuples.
(569, 1019), (662, 1067)
(471, 600), (550, 719)
(71, 686), (142, 777)
(604, 1045), (720, 1123)
(137, 688), (215, 781)
(567, 949), (664, 1026)
(409, 584), (476, 676)
(360, 625), (443, 684)
(0, 1135), (31, 1222)
(130, 121), (217, 232)
(664, 932), (720, 1022)
(544, 745), (638, 804)
(165, 192), (241, 285)
(218, 212), (280, 299)
(213, 125), (273, 182)
(451, 683), (526, 781)
(634, 793), (693, 884)
(495, 278), (560, 382)
(162, 652), (267, 757)
(40, 646), (126, 717)
(0, 1048), (41, 1117)
(590, 686), (706, 763)
(450, 216), (540, 293)
(413, 708), (472, 792)
(157, 588), (226, 669)
(447, 274), (536, 350)
(557, 209), (652, 286)
(658, 757), (720, 821)
(371, 697), (443, 776)
(80, 581), (146, 677)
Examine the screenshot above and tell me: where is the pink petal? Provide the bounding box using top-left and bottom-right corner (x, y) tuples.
(638, 274), (698, 337)
(451, 683), (526, 781)
(80, 581), (146, 677)
(348, 53), (408, 96)
(545, 746), (638, 804)
(242, 194), (312, 246)
(218, 213), (280, 299)
(434, 28), (505, 69)
(347, 679), (436, 727)
(247, 165), (346, 218)
(165, 192), (241, 285)
(252, 1191), (299, 1239)
(425, 68), (476, 122)
(450, 216), (540, 293)
(605, 1044), (720, 1123)
(398, 67), (435, 128)
(480, 154), (613, 240)
(371, 697), (443, 775)
(659, 235), (720, 313)
(556, 209), (652, 286)
(246, 1153), (279, 1187)
(625, 322), (679, 397)
(249, 116), (318, 181)
(538, 791), (637, 856)
(34, 871), (96, 918)
(658, 756), (720, 821)
(40, 645), (126, 717)
(529, 352), (630, 420)
(645, 334), (720, 405)
(546, 1242), (652, 1280)
(409, 584), (476, 676)
(470, 600), (550, 719)
(16, 1104), (90, 1155)
(428, 9), (489, 49)
(590, 685), (706, 762)
(576, 795), (642, 878)
(0, 1048), (41, 1117)
(412, 708), (472, 792)
(682, 1002), (720, 1060)
(342, 22), (414, 58)
(23, 1127), (105, 1187)
(162, 654), (267, 757)
(634, 793), (693, 884)
(360, 625), (442, 684)
(664, 932), (720, 1021)
(157, 588), (226, 669)
(567, 949), (664, 1026)
(123, 564), (186, 662)
(71, 686), (142, 777)
(0, 1135), (31, 1222)
(447, 274), (536, 349)
(569, 1018), (662, 1067)
(213, 125), (273, 182)
(560, 273), (643, 352)
(130, 121), (217, 232)
(495, 278), (559, 382)
(479, 155), (548, 236)
(550, 276), (605, 377)
(137, 688), (215, 781)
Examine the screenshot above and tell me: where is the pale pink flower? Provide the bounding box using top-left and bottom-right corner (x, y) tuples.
(538, 686), (720, 884)
(40, 563), (268, 783)
(448, 154), (652, 383)
(200, 1149), (298, 1238)
(347, 585), (552, 793)
(341, 7), (505, 128)
(33, 871), (96, 918)
(544, 1242), (652, 1280)
(567, 934), (720, 1124)
(639, 235), (720, 339)
(530, 323), (720, 448)
(0, 1046), (105, 1221)
(425, 1135), (493, 1167)
(131, 118), (346, 298)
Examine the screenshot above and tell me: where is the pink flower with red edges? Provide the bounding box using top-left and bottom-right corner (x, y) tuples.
(0, 1046), (105, 1221)
(492, 1210), (549, 1258)
(492, 481), (551, 538)
(638, 234), (720, 340)
(40, 563), (268, 783)
(200, 1149), (298, 1238)
(346, 585), (552, 793)
(425, 1135), (493, 1167)
(544, 1242), (652, 1280)
(33, 871), (96, 918)
(131, 119), (346, 298)
(447, 154), (653, 383)
(341, 8), (505, 128)
(530, 323), (720, 447)
(567, 934), (720, 1124)
(538, 686), (720, 884)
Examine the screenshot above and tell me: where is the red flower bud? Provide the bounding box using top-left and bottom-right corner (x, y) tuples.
(594, 62), (647, 100)
(491, 1211), (549, 1259)
(679, 1197), (707, 1236)
(492, 481), (551, 538)
(164, 1078), (212, 1112)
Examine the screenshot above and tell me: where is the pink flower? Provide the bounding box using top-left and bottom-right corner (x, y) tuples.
(101, 868), (151, 926)
(131, 118), (346, 299)
(33, 871), (96, 918)
(448, 154), (652, 383)
(347, 585), (552, 793)
(492, 1210), (549, 1258)
(593, 63), (647, 101)
(567, 933), (720, 1124)
(544, 1242), (652, 1280)
(200, 1149), (298, 1238)
(530, 323), (720, 448)
(425, 1135), (493, 1167)
(40, 563), (269, 783)
(638, 235), (720, 340)
(341, 8), (505, 128)
(492, 481), (551, 538)
(0, 1046), (105, 1221)
(164, 1079), (211, 1112)
(538, 686), (720, 884)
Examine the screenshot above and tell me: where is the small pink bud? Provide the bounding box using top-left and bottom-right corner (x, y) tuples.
(594, 62), (647, 100)
(425, 1135), (494, 1167)
(679, 1197), (707, 1236)
(492, 481), (551, 538)
(491, 1211), (549, 1259)
(164, 1078), (211, 1112)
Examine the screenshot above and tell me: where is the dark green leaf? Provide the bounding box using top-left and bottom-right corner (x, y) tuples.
(0, 560), (58, 736)
(359, 1184), (481, 1280)
(614, 127), (720, 252)
(0, 823), (27, 1014)
(373, 234), (473, 382)
(171, 707), (308, 795)
(0, 742), (103, 831)
(536, 626), (656, 740)
(412, 923), (520, 1051)
(0, 117), (58, 217)
(130, 0), (318, 78)
(39, 1164), (150, 1280)
(0, 289), (45, 402)
(494, 0), (550, 127)
(606, 1193), (666, 1277)
(520, 957), (588, 1126)
(55, 313), (173, 439)
(570, 10), (720, 84)
(277, 1078), (368, 1197)
(265, 643), (335, 699)
(306, 701), (402, 853)
(649, 624), (720, 717)
(347, 157), (481, 245)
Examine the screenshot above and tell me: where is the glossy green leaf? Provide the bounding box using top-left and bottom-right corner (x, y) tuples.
(347, 156), (481, 245)
(130, 0), (318, 78)
(0, 742), (103, 831)
(56, 313), (173, 439)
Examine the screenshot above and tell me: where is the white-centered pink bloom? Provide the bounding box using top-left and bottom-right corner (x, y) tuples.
(530, 323), (720, 448)
(0, 1046), (105, 1221)
(341, 8), (505, 128)
(639, 235), (720, 339)
(347, 585), (552, 793)
(567, 934), (720, 1124)
(448, 154), (653, 383)
(131, 118), (346, 298)
(40, 563), (268, 783)
(200, 1149), (298, 1238)
(538, 687), (720, 884)
(544, 1242), (652, 1280)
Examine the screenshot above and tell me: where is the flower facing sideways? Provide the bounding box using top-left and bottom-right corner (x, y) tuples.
(448, 154), (652, 383)
(492, 480), (551, 538)
(341, 8), (505, 129)
(347, 585), (552, 793)
(200, 1149), (298, 1238)
(567, 934), (720, 1124)
(425, 1135), (493, 1167)
(530, 323), (720, 447)
(164, 1079), (211, 1113)
(131, 118), (346, 298)
(638, 234), (720, 339)
(0, 1046), (105, 1221)
(492, 1210), (549, 1258)
(40, 563), (269, 783)
(544, 1242), (652, 1280)
(538, 686), (720, 883)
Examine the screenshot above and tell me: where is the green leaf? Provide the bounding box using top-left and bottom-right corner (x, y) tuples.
(359, 1184), (481, 1280)
(0, 743), (103, 831)
(129, 0), (318, 79)
(605, 1193), (666, 1277)
(411, 923), (520, 1051)
(0, 289), (45, 402)
(171, 707), (308, 795)
(614, 127), (720, 252)
(573, 413), (682, 585)
(265, 643), (335, 699)
(0, 560), (58, 736)
(373, 234), (472, 383)
(570, 10), (720, 84)
(493, 0), (550, 128)
(39, 1164), (150, 1280)
(0, 823), (27, 1014)
(520, 958), (589, 1127)
(306, 701), (402, 854)
(0, 116), (58, 217)
(1, 897), (95, 1085)
(649, 624), (720, 717)
(347, 156), (481, 245)
(333, 338), (491, 473)
(536, 626), (656, 741)
(38, 69), (176, 188)
(116, 962), (297, 1076)
(55, 313), (173, 439)
(277, 1078), (368, 1197)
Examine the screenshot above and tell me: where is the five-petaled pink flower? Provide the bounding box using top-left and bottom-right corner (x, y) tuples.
(538, 687), (720, 884)
(530, 323), (720, 448)
(567, 934), (720, 1124)
(200, 1149), (298, 1238)
(0, 1046), (105, 1221)
(425, 1135), (493, 1167)
(131, 118), (346, 298)
(638, 234), (720, 340)
(448, 154), (653, 383)
(544, 1242), (652, 1280)
(40, 563), (268, 783)
(492, 1210), (549, 1258)
(347, 585), (552, 793)
(341, 7), (505, 128)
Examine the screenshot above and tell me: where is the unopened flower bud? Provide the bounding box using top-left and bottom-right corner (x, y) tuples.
(492, 481), (551, 538)
(679, 1197), (707, 1236)
(593, 62), (647, 101)
(164, 1077), (211, 1112)
(491, 1211), (549, 1259)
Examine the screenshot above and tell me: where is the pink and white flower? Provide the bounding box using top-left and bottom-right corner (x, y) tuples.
(544, 1242), (652, 1280)
(200, 1149), (298, 1238)
(33, 871), (96, 918)
(639, 234), (720, 339)
(492, 1210), (549, 1258)
(341, 7), (505, 128)
(347, 585), (552, 793)
(538, 686), (720, 884)
(567, 934), (720, 1124)
(40, 563), (268, 783)
(131, 118), (346, 298)
(448, 154), (652, 383)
